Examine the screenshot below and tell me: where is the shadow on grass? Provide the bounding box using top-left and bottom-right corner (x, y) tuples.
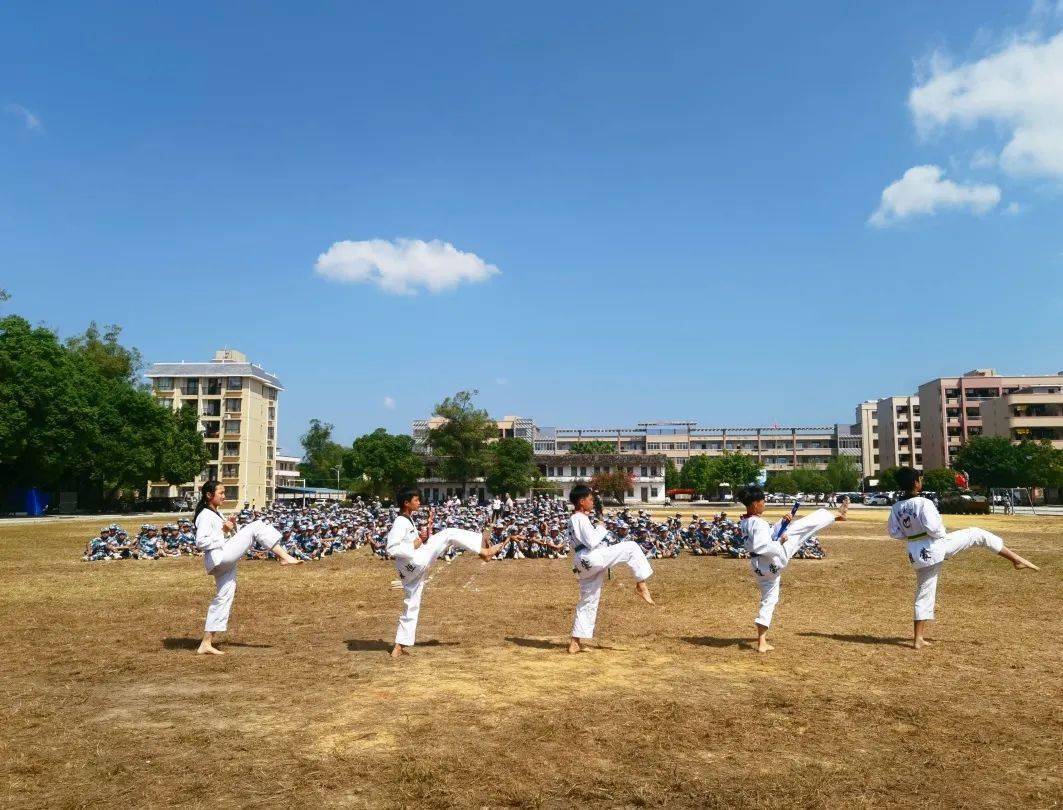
(682, 636), (750, 649)
(162, 637), (273, 650)
(345, 639), (458, 652)
(505, 637), (625, 651)
(798, 632), (909, 647)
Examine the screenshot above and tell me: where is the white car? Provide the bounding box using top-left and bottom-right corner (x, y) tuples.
(865, 493), (891, 506)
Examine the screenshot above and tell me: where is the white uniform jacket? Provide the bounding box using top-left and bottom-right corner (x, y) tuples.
(194, 508), (228, 553)
(385, 515), (418, 561)
(888, 496), (950, 568)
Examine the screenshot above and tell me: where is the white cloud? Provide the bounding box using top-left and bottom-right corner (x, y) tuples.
(1004, 201), (1024, 215)
(909, 31), (1063, 179)
(315, 238), (500, 295)
(869, 165), (1001, 227)
(5, 103), (42, 132)
(969, 148), (997, 170)
(383, 396), (396, 410)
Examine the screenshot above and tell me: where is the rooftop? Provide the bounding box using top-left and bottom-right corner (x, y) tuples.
(145, 348), (283, 389)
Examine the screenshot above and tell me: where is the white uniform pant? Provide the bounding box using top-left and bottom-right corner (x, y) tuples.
(751, 508), (835, 628)
(912, 527), (1004, 621)
(203, 520), (283, 632)
(393, 528), (484, 647)
(571, 541), (653, 639)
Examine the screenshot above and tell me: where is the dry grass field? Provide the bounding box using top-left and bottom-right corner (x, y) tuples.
(0, 508), (1060, 809)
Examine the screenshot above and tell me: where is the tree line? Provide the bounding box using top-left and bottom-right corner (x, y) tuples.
(0, 303), (208, 508)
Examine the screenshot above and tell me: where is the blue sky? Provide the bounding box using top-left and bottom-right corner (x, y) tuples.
(3, 1), (1062, 453)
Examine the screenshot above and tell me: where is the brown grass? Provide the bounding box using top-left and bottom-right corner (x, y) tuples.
(0, 509), (1060, 809)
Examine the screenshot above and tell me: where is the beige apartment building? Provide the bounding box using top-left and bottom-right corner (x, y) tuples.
(146, 349), (282, 507)
(981, 387), (1063, 448)
(919, 369), (1063, 469)
(876, 396), (921, 470)
(854, 401), (879, 476)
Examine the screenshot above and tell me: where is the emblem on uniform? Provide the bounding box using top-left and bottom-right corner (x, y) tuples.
(580, 558), (591, 570)
(919, 547), (932, 562)
(405, 562), (416, 572)
(908, 552), (914, 563)
(768, 562), (779, 575)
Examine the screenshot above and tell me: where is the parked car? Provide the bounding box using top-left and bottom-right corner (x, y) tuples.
(865, 493), (892, 506)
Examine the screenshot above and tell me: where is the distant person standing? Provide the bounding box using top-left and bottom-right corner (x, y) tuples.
(491, 495), (503, 522)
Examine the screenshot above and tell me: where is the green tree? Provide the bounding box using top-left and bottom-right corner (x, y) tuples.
(428, 390), (496, 494)
(766, 471), (798, 494)
(708, 452), (761, 493)
(876, 467), (901, 490)
(952, 436), (1022, 489)
(791, 467), (830, 493)
(486, 438), (536, 496)
(678, 455), (714, 494)
(65, 322), (143, 385)
(568, 440), (616, 454)
(345, 428), (424, 498)
(160, 403), (211, 487)
(1015, 440), (1063, 488)
(299, 418), (347, 487)
(589, 469), (634, 503)
(824, 455), (861, 492)
(664, 459), (680, 490)
(921, 468), (958, 494)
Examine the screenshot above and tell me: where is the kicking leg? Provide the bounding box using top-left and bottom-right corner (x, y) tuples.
(599, 541), (655, 604)
(941, 527), (1039, 571)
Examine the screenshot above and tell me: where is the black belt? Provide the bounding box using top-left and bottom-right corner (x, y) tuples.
(574, 544), (588, 553)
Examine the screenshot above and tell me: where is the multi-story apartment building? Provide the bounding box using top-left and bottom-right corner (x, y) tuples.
(146, 349), (282, 506)
(412, 415), (537, 448)
(980, 386), (1063, 449)
(853, 401), (879, 477)
(413, 417), (860, 473)
(876, 396), (921, 470)
(919, 369), (1063, 468)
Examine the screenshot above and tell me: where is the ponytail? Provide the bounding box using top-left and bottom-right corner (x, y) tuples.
(194, 480), (221, 522)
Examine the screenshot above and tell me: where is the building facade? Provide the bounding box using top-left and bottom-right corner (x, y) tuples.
(876, 396), (921, 470)
(853, 401), (879, 477)
(918, 370), (1063, 468)
(275, 453), (303, 490)
(146, 349), (282, 507)
(980, 387), (1063, 448)
(416, 453), (669, 504)
(413, 416), (861, 473)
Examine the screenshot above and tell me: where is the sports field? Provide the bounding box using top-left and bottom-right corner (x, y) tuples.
(0, 509), (1059, 809)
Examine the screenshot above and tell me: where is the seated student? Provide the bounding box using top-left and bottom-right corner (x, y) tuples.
(887, 467), (1038, 650)
(738, 486), (847, 653)
(83, 532), (110, 562)
(136, 525), (162, 560)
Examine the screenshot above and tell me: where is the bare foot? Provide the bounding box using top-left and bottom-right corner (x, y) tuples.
(1012, 556), (1039, 571)
(635, 581), (655, 605)
(279, 558), (303, 566)
(196, 642), (224, 655)
(568, 639), (589, 654)
(479, 541), (507, 561)
(390, 644), (409, 658)
(837, 501), (849, 521)
(756, 640), (774, 653)
(914, 638), (933, 649)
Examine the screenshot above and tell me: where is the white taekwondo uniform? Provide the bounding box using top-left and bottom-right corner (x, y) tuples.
(195, 508), (283, 633)
(569, 510), (653, 640)
(387, 515), (485, 647)
(740, 508), (836, 628)
(887, 495), (1004, 621)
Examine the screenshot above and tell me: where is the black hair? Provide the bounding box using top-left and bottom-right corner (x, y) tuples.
(569, 483), (592, 507)
(194, 480), (221, 522)
(896, 467), (922, 494)
(396, 487), (421, 510)
(737, 486), (766, 508)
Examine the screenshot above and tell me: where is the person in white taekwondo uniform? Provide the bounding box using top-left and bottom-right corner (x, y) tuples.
(887, 467), (1038, 650)
(738, 486), (847, 653)
(194, 480), (302, 655)
(388, 488), (507, 658)
(568, 484), (655, 654)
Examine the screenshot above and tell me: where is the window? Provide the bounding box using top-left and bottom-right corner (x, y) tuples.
(650, 466), (657, 477)
(627, 488), (635, 498)
(223, 442), (240, 457)
(206, 378), (222, 395)
(155, 377), (174, 391)
(150, 486), (170, 498)
(227, 377), (242, 390)
(204, 422), (220, 439)
(651, 487), (658, 497)
(206, 442), (219, 460)
(202, 401), (221, 416)
(579, 466), (587, 477)
(268, 407), (276, 421)
(641, 466), (648, 477)
(222, 464), (239, 478)
(224, 486), (239, 501)
(267, 427), (275, 441)
(224, 420), (241, 434)
(182, 379), (199, 395)
(225, 398), (241, 413)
